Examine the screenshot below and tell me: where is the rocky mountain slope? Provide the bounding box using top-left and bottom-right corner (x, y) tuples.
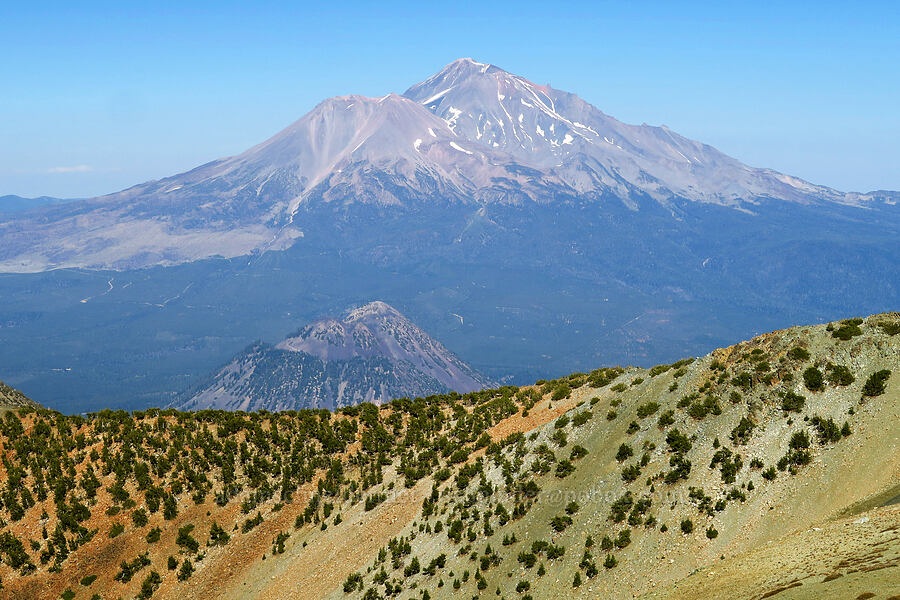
(177, 301), (494, 411)
(0, 380), (39, 410)
(0, 313), (897, 599)
(0, 58), (895, 272)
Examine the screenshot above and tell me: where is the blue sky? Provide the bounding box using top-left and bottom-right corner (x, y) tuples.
(1, 1), (898, 198)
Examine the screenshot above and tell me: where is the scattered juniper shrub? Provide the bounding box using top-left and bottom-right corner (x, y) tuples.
(636, 402), (660, 418)
(614, 529), (631, 549)
(803, 367), (825, 391)
(572, 411), (592, 427)
(810, 416), (842, 444)
(878, 321), (900, 336)
(788, 347), (811, 361)
(177, 558), (194, 581)
(781, 391), (806, 413)
(657, 410), (675, 428)
(825, 364), (855, 386)
(730, 417), (755, 444)
(555, 460), (575, 478)
(616, 444), (634, 462)
(569, 445), (588, 460)
(862, 370), (891, 397)
(789, 430), (811, 450)
(831, 319), (863, 341)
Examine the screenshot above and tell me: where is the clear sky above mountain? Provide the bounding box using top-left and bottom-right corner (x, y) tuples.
(1, 1), (897, 198)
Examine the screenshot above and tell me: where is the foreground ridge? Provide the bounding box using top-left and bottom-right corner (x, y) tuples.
(0, 313), (897, 599)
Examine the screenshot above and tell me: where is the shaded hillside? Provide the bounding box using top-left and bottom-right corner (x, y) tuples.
(0, 314), (897, 600)
(178, 301), (494, 411)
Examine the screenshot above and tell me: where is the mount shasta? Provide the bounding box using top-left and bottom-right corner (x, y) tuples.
(0, 58), (897, 412)
(0, 57), (893, 272)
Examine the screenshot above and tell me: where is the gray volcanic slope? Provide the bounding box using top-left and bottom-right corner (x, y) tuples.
(178, 301), (495, 411)
(0, 58), (892, 273)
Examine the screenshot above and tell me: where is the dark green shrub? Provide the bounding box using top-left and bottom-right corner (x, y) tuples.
(788, 347), (810, 361)
(569, 445), (588, 460)
(789, 430), (811, 450)
(862, 370), (891, 397)
(551, 385), (571, 401)
(781, 391), (806, 412)
(680, 519), (694, 534)
(176, 524), (199, 554)
(878, 321), (900, 335)
(550, 515), (572, 532)
(657, 410), (675, 428)
(826, 364), (855, 386)
(177, 558), (194, 581)
(208, 522), (230, 546)
(555, 460), (575, 478)
(344, 573), (363, 593)
(136, 570), (161, 599)
(572, 411), (591, 427)
(636, 402), (660, 418)
(517, 552), (537, 568)
(832, 319), (863, 340)
(810, 416), (842, 444)
(616, 444), (634, 462)
(803, 367), (824, 391)
(131, 508), (149, 528)
(621, 464), (641, 482)
(730, 417), (755, 444)
(614, 529), (631, 549)
(665, 429), (692, 454)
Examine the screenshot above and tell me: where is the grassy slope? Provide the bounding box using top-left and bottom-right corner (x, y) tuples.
(284, 314), (900, 600)
(0, 314), (898, 600)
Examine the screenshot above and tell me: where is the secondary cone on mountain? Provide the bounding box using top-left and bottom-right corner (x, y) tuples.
(178, 301), (494, 411)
